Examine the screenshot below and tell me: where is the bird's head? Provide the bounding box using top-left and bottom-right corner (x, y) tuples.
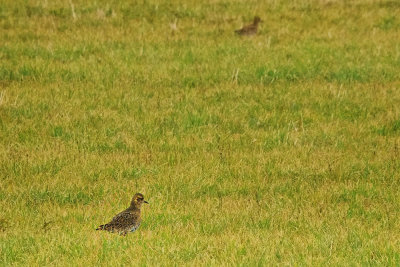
(254, 16), (262, 24)
(131, 193), (149, 208)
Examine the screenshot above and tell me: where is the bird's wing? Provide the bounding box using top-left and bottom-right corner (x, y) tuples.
(235, 24), (257, 35)
(109, 210), (139, 226)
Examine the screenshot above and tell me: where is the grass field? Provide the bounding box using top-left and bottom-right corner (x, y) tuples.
(1, 0), (400, 265)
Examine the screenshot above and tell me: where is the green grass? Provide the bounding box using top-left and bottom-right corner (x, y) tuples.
(1, 0), (400, 265)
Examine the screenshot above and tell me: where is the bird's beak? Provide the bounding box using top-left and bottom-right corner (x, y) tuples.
(144, 200), (149, 204)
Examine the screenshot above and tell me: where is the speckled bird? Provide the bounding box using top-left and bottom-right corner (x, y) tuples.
(96, 193), (148, 236)
(235, 16), (262, 36)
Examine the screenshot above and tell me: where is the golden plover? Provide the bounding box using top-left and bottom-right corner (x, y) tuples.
(235, 16), (262, 36)
(96, 193), (148, 236)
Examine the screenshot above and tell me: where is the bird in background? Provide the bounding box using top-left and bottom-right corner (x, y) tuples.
(96, 193), (149, 236)
(235, 16), (262, 36)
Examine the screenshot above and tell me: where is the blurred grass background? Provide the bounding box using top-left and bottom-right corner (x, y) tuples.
(1, 0), (400, 265)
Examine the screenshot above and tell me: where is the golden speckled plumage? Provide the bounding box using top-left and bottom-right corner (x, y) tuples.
(96, 193), (148, 236)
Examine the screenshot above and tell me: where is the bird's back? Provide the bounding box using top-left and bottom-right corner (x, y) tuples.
(235, 24), (258, 36)
(97, 208), (141, 235)
(235, 16), (261, 36)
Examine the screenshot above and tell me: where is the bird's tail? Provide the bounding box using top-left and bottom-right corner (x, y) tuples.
(96, 224), (107, 230)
